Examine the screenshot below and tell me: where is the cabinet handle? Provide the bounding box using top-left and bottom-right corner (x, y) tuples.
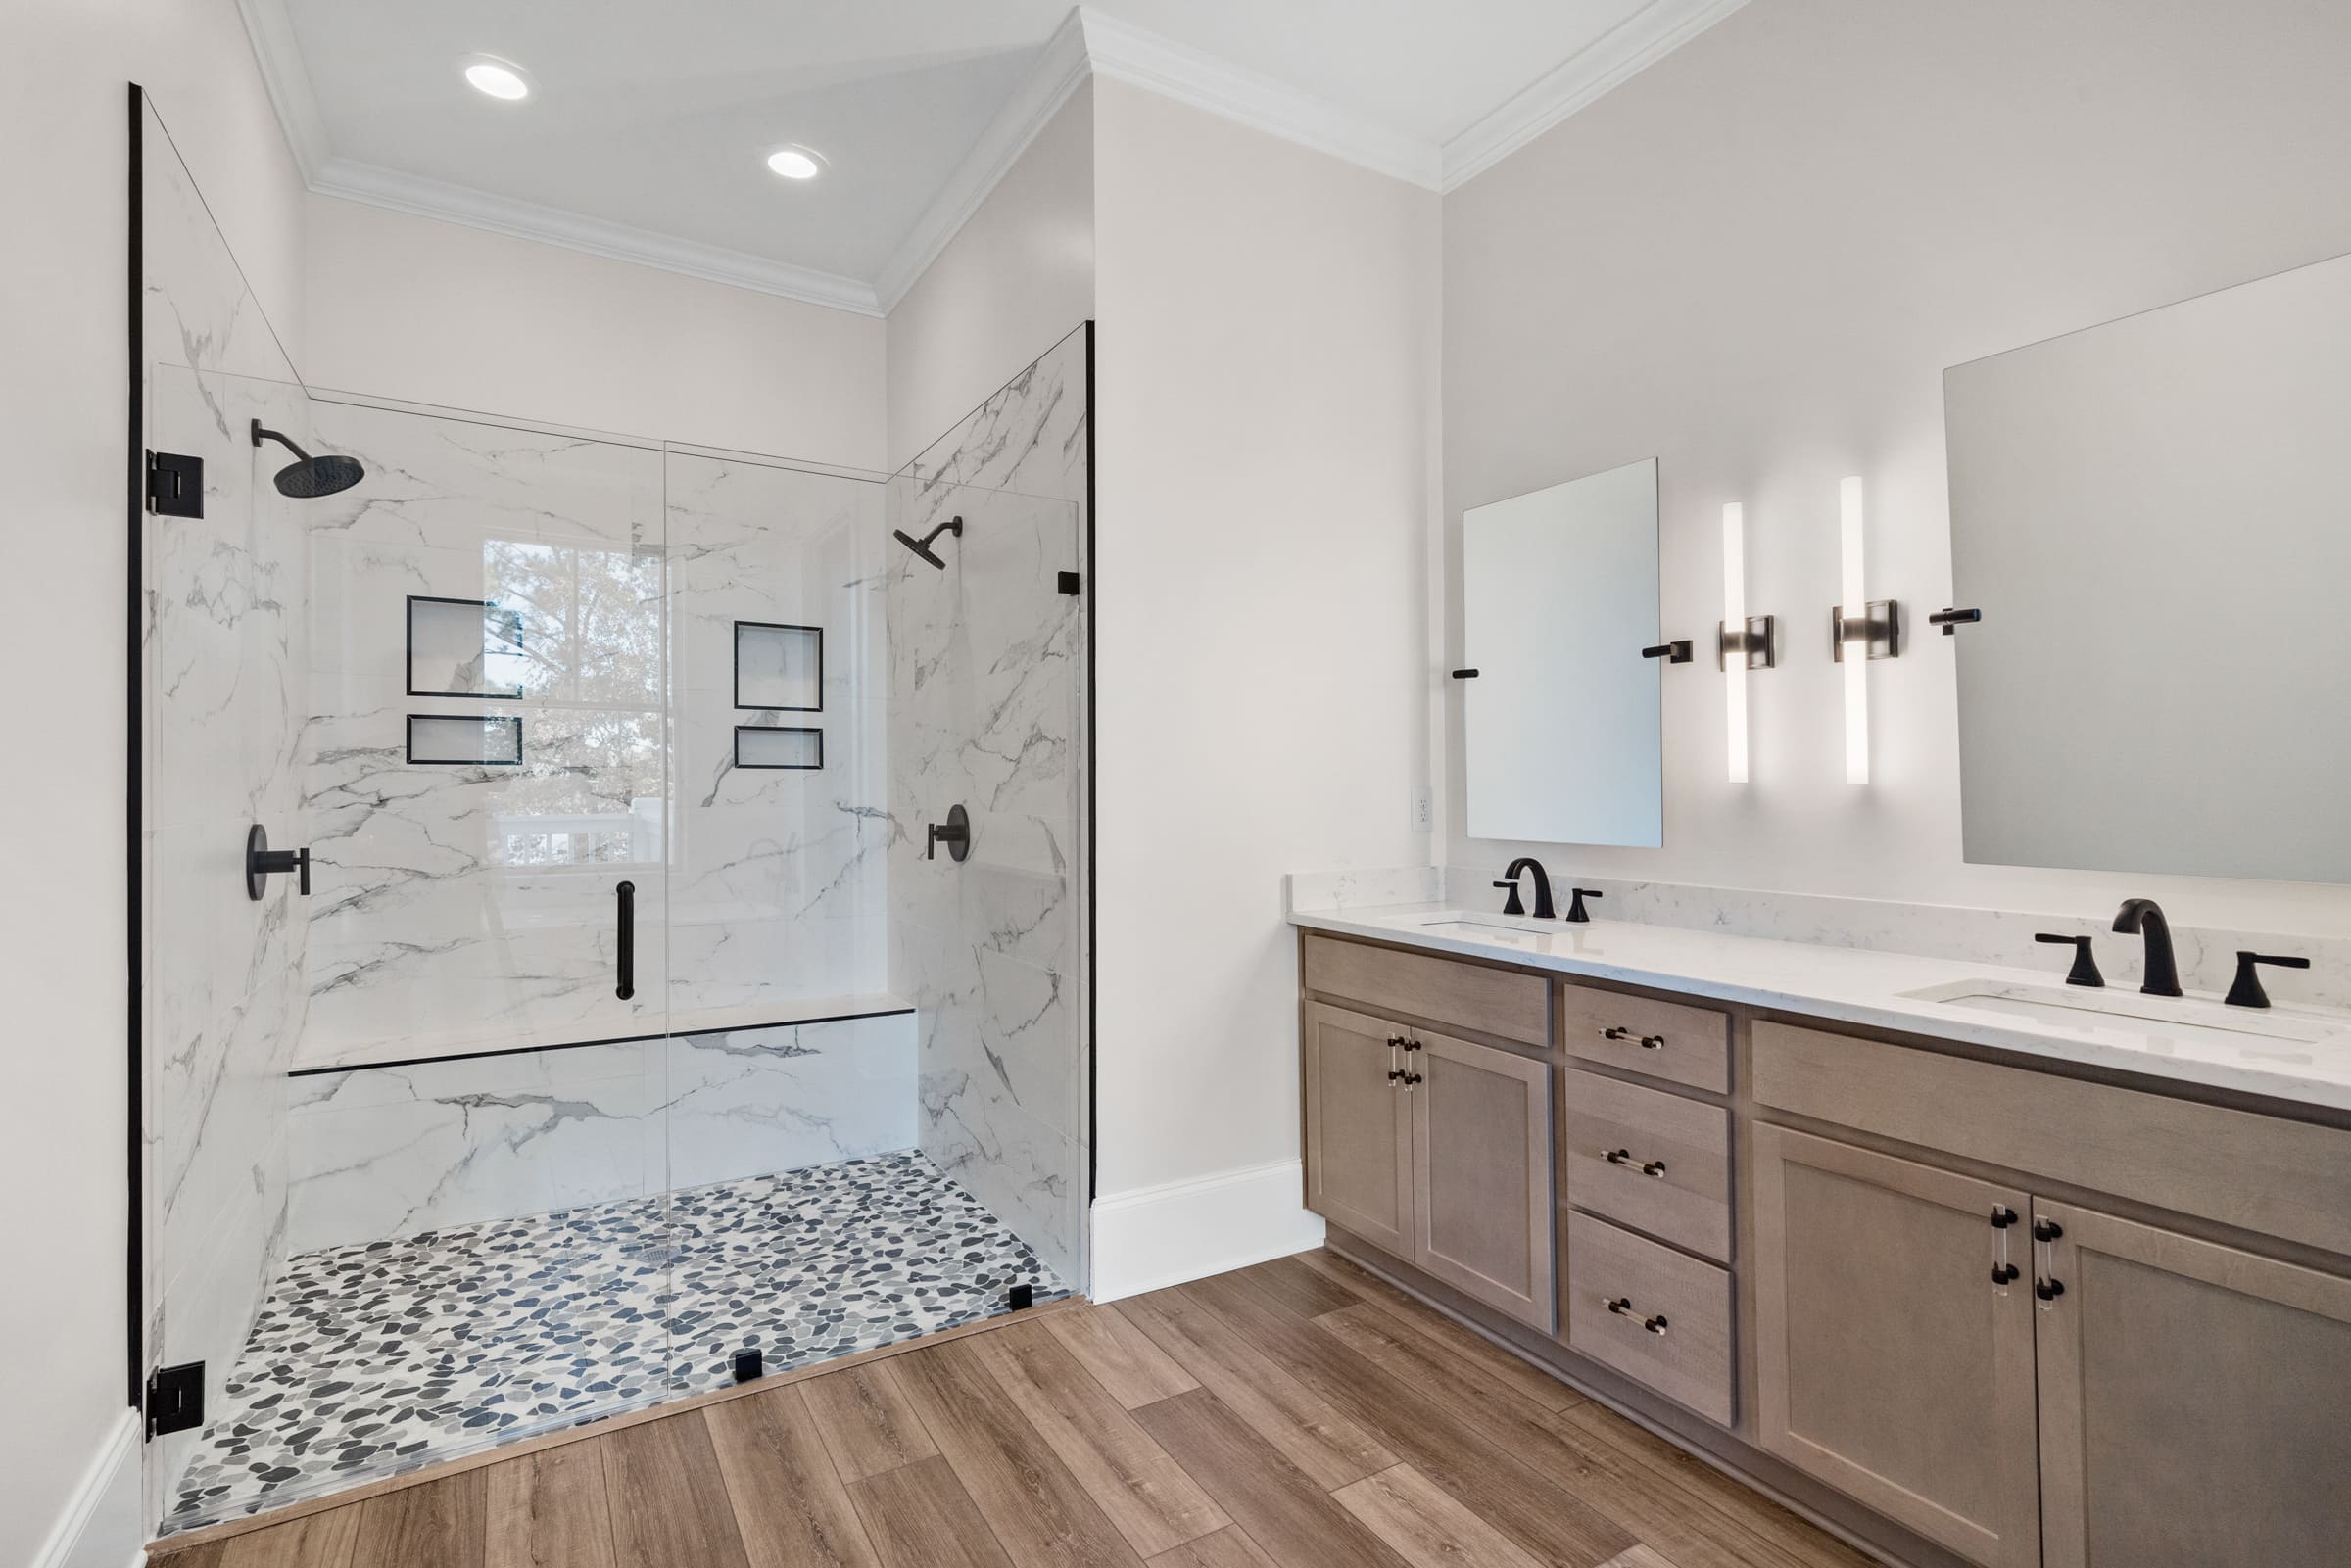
(1992, 1263), (2020, 1284)
(1401, 1071), (1422, 1088)
(2035, 1276), (2065, 1303)
(1603, 1148), (1668, 1178)
(1602, 1026), (1666, 1050)
(2032, 1217), (2063, 1243)
(1604, 1296), (1669, 1335)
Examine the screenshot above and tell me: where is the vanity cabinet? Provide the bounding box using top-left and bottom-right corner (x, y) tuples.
(1302, 1002), (1415, 1257)
(1297, 927), (2351, 1568)
(1751, 1125), (2042, 1568)
(2033, 1202), (2351, 1567)
(1303, 1000), (1553, 1328)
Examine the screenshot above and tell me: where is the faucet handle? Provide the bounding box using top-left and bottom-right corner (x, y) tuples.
(1565, 888), (1604, 924)
(2035, 932), (2103, 989)
(2225, 950), (2310, 1010)
(1492, 879), (1526, 917)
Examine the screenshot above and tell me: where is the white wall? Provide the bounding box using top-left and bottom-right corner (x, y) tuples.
(305, 196), (888, 467)
(1090, 79), (1440, 1279)
(0, 2), (308, 1562)
(1442, 0), (2351, 937)
(885, 84), (1095, 468)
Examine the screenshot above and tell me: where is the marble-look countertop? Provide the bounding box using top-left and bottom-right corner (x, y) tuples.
(1290, 903), (2351, 1113)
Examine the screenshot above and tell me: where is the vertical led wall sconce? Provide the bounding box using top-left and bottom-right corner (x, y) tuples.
(1829, 476), (1901, 784)
(1718, 503), (1776, 783)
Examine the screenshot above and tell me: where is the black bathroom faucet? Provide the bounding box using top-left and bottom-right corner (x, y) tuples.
(1495, 857), (1556, 919)
(2112, 898), (2182, 997)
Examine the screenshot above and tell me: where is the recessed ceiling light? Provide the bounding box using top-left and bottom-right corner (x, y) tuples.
(460, 56), (532, 102)
(765, 147), (825, 181)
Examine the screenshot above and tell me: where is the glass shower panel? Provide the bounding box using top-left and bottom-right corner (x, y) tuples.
(149, 385), (681, 1532)
(888, 477), (1087, 1294)
(144, 365), (316, 1529)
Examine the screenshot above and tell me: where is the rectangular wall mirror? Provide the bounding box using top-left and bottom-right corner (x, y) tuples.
(1461, 457), (1662, 846)
(1946, 250), (2351, 883)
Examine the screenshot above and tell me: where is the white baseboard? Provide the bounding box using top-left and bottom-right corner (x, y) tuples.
(32, 1411), (144, 1568)
(1088, 1159), (1325, 1302)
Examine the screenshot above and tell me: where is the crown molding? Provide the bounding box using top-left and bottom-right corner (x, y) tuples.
(235, 0), (329, 182)
(1440, 0), (1747, 191)
(312, 158), (883, 315)
(1077, 8), (1443, 191)
(872, 7), (1094, 312)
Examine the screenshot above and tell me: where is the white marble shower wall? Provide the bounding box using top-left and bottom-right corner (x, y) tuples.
(298, 402), (671, 1064)
(139, 101), (314, 1514)
(888, 325), (1090, 1285)
(284, 1013), (917, 1253)
(665, 451), (891, 1017)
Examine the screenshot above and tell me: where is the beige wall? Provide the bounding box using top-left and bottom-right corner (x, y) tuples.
(1442, 0), (2351, 935)
(1091, 79), (1441, 1205)
(885, 84), (1095, 468)
(305, 196), (888, 468)
(0, 2), (309, 1562)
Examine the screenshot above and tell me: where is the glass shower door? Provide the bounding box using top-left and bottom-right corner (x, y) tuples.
(148, 381), (682, 1531)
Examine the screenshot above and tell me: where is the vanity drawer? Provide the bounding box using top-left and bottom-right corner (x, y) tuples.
(1752, 1020), (2351, 1259)
(1565, 1212), (1734, 1425)
(1302, 933), (1548, 1047)
(1561, 1069), (1733, 1261)
(1558, 982), (1731, 1093)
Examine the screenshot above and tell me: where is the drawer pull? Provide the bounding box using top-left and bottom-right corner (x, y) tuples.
(1603, 1148), (1669, 1178)
(1604, 1296), (1670, 1335)
(1602, 1026), (1666, 1050)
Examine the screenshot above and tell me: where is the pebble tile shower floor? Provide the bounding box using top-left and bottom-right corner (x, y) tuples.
(165, 1151), (1062, 1531)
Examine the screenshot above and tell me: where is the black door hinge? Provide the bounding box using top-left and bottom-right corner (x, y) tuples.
(1057, 570), (1081, 596)
(145, 1361), (205, 1438)
(732, 1348), (764, 1383)
(1008, 1282), (1034, 1310)
(148, 451), (204, 518)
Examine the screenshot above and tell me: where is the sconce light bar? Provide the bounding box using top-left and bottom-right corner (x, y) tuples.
(1723, 503), (1751, 784)
(1831, 601), (1901, 661)
(1838, 476), (1870, 784)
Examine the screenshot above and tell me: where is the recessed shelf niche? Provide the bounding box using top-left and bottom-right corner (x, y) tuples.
(408, 595), (526, 699)
(735, 725), (822, 770)
(408, 714), (523, 767)
(734, 621), (822, 711)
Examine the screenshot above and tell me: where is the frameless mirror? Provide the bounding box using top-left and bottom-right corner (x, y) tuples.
(1461, 457), (1662, 846)
(1946, 250), (2351, 883)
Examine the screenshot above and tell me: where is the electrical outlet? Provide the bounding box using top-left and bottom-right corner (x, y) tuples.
(1411, 786), (1434, 832)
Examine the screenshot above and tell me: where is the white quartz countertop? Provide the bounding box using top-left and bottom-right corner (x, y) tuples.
(1290, 903), (2351, 1113)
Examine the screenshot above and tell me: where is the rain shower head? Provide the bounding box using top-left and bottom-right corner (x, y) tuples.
(252, 419), (365, 499)
(891, 514), (963, 569)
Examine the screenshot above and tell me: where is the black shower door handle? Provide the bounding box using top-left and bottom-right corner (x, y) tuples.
(615, 880), (635, 1001)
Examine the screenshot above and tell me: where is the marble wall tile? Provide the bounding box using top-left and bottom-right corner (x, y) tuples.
(139, 101), (315, 1522)
(888, 326), (1090, 1288)
(284, 1017), (915, 1253)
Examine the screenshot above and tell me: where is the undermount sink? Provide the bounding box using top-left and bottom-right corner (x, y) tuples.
(1900, 978), (2344, 1055)
(1412, 910), (1566, 946)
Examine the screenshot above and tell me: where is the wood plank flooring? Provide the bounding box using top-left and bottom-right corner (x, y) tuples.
(152, 1251), (1870, 1568)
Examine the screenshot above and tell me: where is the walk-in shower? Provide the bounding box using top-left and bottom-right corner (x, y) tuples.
(136, 98), (1090, 1538)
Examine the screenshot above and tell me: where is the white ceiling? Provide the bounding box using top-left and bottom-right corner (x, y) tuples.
(245, 0), (1744, 313)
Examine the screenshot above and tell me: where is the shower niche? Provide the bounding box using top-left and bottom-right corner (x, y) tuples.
(733, 619), (823, 710)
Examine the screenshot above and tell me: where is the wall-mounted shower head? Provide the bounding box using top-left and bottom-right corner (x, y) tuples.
(252, 419), (365, 499)
(891, 514), (963, 569)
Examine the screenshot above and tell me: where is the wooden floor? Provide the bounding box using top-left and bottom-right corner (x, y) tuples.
(152, 1250), (1872, 1568)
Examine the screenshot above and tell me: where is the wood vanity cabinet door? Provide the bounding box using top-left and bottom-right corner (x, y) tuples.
(1752, 1125), (2041, 1568)
(1302, 1003), (1414, 1257)
(2033, 1200), (2351, 1567)
(1409, 1029), (1554, 1330)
